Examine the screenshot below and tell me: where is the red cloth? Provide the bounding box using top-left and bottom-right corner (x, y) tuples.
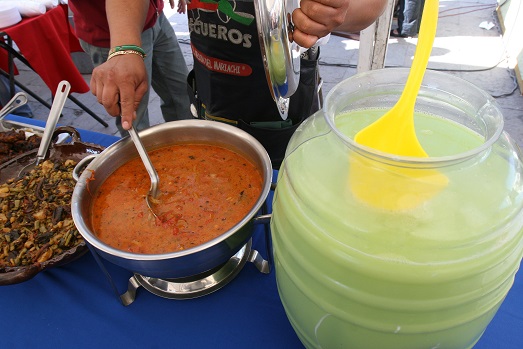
(68, 0), (164, 48)
(0, 4), (89, 94)
(0, 46), (19, 75)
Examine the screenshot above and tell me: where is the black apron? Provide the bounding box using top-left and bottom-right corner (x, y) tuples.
(187, 0), (321, 169)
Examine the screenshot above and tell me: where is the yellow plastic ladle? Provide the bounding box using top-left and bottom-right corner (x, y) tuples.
(354, 0), (439, 156)
(349, 0), (449, 211)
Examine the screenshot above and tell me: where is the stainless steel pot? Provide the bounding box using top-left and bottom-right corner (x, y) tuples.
(71, 120), (272, 279)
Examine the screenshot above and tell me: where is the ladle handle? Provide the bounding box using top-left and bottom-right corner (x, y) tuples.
(0, 92), (28, 122)
(128, 126), (159, 198)
(36, 81), (71, 165)
(398, 0), (439, 106)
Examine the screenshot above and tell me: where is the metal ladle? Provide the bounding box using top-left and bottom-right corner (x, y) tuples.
(0, 92), (28, 131)
(17, 81), (70, 178)
(128, 126), (160, 219)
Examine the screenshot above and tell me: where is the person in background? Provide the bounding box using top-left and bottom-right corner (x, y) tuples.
(176, 0), (187, 14)
(68, 0), (192, 136)
(402, 0), (425, 37)
(88, 0), (388, 168)
(391, 0), (406, 37)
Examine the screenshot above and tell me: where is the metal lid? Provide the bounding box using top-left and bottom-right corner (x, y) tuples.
(254, 0), (301, 120)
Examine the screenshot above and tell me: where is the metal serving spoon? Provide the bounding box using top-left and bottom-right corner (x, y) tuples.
(0, 92), (29, 131)
(18, 81), (70, 177)
(127, 126), (160, 219)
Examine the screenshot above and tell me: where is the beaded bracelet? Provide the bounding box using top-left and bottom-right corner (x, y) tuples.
(107, 49), (146, 61)
(109, 44), (146, 57)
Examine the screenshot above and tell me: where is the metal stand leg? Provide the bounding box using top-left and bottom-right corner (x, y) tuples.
(86, 243), (136, 306)
(261, 200), (273, 272)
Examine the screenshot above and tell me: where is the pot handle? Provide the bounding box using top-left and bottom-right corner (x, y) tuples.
(252, 182), (277, 224)
(253, 213), (272, 225)
(72, 154), (97, 182)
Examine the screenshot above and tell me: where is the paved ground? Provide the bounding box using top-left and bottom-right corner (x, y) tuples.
(9, 0), (523, 147)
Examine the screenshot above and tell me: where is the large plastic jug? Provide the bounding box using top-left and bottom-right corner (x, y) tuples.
(271, 68), (523, 349)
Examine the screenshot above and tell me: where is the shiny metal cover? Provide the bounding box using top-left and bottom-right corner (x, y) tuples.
(254, 0), (301, 120)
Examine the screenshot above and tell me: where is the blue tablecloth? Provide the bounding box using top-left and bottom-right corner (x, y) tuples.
(1, 116), (522, 349)
(3, 114), (119, 147)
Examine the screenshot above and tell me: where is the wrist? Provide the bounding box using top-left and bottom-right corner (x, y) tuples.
(109, 45), (146, 57)
(107, 45), (146, 61)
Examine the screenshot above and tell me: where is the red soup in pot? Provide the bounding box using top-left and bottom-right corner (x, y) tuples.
(91, 143), (263, 254)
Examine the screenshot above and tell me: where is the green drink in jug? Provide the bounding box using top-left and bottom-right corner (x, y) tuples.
(271, 69), (523, 349)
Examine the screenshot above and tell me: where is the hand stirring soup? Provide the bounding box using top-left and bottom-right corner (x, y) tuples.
(91, 143), (263, 254)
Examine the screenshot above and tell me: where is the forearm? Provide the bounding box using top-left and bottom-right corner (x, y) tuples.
(292, 0), (389, 48)
(90, 0), (150, 128)
(106, 0), (149, 47)
(336, 0), (389, 33)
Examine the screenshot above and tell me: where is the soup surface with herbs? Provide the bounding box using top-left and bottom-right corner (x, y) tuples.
(91, 143), (263, 254)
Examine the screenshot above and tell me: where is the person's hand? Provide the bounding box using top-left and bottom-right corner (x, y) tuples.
(177, 0), (186, 14)
(292, 0), (350, 48)
(90, 55), (149, 130)
(169, 0), (185, 14)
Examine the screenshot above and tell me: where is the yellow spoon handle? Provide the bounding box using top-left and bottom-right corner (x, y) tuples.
(353, 0), (440, 157)
(399, 0), (439, 108)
